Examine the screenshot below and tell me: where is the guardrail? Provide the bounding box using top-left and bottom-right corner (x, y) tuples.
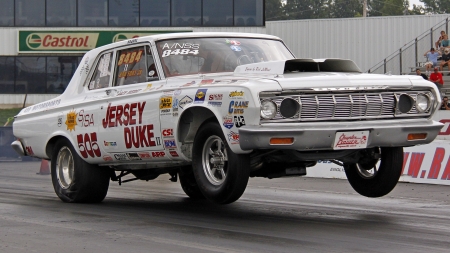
(368, 17), (450, 75)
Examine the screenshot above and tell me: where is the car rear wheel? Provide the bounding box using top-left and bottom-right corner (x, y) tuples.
(192, 121), (250, 204)
(51, 138), (111, 203)
(344, 147), (403, 198)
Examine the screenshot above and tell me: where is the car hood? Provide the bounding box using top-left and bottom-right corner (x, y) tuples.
(234, 59), (416, 91)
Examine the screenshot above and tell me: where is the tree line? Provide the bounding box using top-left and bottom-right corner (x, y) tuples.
(266, 0), (450, 21)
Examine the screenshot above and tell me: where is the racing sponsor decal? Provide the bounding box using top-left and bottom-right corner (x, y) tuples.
(194, 89), (207, 104)
(182, 81), (196, 87)
(77, 132), (101, 158)
(116, 89), (142, 96)
(101, 101), (158, 149)
(138, 152), (152, 159)
(223, 116), (234, 129)
(126, 38), (138, 44)
(169, 150), (179, 157)
(208, 94), (223, 100)
(207, 101), (222, 107)
(234, 116), (246, 128)
(127, 153), (142, 160)
(162, 128), (174, 138)
(160, 97), (173, 108)
(225, 39), (241, 46)
(228, 101), (249, 114)
(164, 139), (177, 149)
(143, 83), (153, 92)
(230, 45), (241, 52)
(179, 95), (193, 109)
(24, 32), (98, 51)
(65, 110), (77, 131)
(174, 89), (182, 96)
(77, 109), (94, 127)
(200, 79), (214, 85)
(229, 90), (244, 98)
(161, 43), (200, 57)
(114, 153), (129, 161)
(26, 99), (61, 112)
(103, 155), (113, 161)
(227, 131), (240, 144)
(80, 56), (90, 76)
(25, 146), (34, 156)
(152, 151), (166, 158)
(172, 98), (179, 116)
(57, 114), (63, 127)
(104, 141), (117, 148)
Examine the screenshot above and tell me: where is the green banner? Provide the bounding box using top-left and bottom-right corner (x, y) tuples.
(18, 30), (192, 53)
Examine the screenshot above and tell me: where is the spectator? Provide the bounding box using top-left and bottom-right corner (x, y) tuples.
(424, 48), (441, 75)
(416, 69), (428, 80)
(441, 34), (450, 50)
(436, 30), (447, 49)
(429, 67), (444, 92)
(440, 48), (450, 74)
(441, 96), (450, 110)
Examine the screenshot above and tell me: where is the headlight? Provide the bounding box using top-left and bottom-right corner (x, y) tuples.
(397, 94), (414, 114)
(280, 98), (300, 118)
(260, 100), (277, 119)
(415, 93), (430, 112)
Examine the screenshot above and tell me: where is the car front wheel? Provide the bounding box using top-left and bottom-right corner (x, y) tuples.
(192, 121), (250, 204)
(51, 138), (111, 203)
(344, 147), (403, 198)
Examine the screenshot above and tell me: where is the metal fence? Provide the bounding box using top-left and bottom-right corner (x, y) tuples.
(369, 18), (450, 75)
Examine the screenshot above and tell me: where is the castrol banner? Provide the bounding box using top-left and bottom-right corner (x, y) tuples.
(18, 30), (191, 53)
(307, 110), (450, 185)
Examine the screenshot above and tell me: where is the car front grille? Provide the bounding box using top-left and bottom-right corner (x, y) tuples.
(260, 91), (433, 122)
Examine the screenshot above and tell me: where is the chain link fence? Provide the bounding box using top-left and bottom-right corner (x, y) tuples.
(368, 18), (449, 75)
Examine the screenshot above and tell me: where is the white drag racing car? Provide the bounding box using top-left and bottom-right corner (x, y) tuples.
(12, 32), (443, 204)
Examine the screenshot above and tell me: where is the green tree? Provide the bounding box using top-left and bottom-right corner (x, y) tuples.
(332, 0), (363, 18)
(368, 0), (385, 16)
(420, 0), (450, 14)
(283, 0), (328, 20)
(265, 0), (285, 21)
(381, 0), (408, 16)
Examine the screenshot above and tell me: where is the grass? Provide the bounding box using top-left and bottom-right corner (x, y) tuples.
(0, 108), (22, 126)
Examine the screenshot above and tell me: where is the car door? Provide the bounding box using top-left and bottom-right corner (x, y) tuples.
(96, 43), (167, 162)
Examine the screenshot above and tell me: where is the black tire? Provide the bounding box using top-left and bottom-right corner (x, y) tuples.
(51, 138), (110, 203)
(179, 165), (205, 199)
(192, 121), (250, 204)
(344, 147), (403, 198)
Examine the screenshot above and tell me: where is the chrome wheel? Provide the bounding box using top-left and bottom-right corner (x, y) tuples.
(202, 135), (228, 185)
(356, 162), (379, 179)
(56, 146), (74, 189)
(355, 148), (381, 179)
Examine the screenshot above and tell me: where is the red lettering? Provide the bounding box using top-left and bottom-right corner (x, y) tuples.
(70, 36), (76, 47)
(108, 106), (116, 128)
(440, 157), (450, 180)
(147, 124), (156, 146)
(139, 125), (149, 147)
(83, 36), (89, 47)
(137, 101), (146, 124)
(76, 38), (83, 47)
(102, 103), (111, 128)
(116, 105), (123, 127)
(402, 152), (410, 174)
(123, 104), (130, 126)
(43, 35), (52, 47)
(439, 119), (450, 135)
(124, 127), (132, 149)
(51, 37), (58, 47)
(129, 103), (137, 125)
(428, 147), (445, 179)
(407, 152), (425, 178)
(59, 37), (66, 47)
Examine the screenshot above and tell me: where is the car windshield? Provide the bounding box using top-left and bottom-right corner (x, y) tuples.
(156, 37), (294, 77)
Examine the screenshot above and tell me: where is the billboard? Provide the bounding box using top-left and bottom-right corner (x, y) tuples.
(18, 30), (192, 53)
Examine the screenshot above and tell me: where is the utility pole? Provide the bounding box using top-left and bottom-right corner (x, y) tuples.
(363, 0), (367, 17)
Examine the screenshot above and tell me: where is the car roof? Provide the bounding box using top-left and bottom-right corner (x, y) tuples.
(146, 32), (282, 41)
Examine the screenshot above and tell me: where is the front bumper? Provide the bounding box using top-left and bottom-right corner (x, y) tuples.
(239, 119), (443, 151)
